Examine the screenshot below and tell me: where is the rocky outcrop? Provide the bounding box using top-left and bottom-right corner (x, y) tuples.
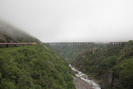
(101, 72), (113, 89)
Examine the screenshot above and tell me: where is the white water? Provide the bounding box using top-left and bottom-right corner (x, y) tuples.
(69, 64), (101, 89)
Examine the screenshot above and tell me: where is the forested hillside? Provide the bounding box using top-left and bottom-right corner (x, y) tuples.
(0, 21), (75, 89)
(0, 21), (40, 43)
(0, 45), (75, 89)
(72, 41), (133, 89)
(48, 42), (108, 63)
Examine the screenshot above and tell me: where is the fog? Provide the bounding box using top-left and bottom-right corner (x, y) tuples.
(0, 0), (133, 42)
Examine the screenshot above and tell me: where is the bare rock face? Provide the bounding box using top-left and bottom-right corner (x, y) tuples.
(101, 72), (113, 89)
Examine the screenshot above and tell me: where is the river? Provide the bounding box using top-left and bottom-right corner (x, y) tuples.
(69, 64), (101, 89)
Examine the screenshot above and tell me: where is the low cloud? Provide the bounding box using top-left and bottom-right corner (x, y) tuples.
(0, 0), (133, 42)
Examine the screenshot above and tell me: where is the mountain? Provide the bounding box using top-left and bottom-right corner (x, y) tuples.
(0, 21), (75, 89)
(72, 41), (133, 89)
(0, 20), (40, 43)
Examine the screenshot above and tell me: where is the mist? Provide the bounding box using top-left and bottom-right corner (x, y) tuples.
(0, 0), (133, 42)
(0, 20), (28, 37)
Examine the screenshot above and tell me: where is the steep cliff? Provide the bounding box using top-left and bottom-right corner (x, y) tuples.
(72, 41), (133, 89)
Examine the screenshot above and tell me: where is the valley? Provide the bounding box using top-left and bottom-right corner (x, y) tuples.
(0, 20), (133, 89)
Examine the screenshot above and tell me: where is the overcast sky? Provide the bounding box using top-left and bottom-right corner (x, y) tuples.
(0, 0), (133, 42)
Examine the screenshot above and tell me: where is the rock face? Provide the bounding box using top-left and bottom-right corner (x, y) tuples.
(101, 72), (113, 89)
(71, 41), (133, 89)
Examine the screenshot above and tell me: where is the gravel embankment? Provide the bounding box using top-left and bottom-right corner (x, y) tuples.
(73, 77), (94, 89)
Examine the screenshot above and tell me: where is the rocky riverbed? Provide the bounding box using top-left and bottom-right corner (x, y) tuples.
(69, 64), (101, 89)
(73, 77), (94, 89)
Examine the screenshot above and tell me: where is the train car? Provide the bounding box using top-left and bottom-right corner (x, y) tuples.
(0, 43), (37, 48)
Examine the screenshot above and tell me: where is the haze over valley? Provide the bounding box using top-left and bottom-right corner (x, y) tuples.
(0, 0), (133, 89)
(0, 0), (133, 42)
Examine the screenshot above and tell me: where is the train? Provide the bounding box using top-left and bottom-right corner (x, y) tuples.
(0, 43), (37, 48)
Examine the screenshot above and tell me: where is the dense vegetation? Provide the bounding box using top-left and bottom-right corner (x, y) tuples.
(0, 21), (75, 89)
(48, 43), (107, 63)
(72, 41), (133, 89)
(0, 45), (75, 89)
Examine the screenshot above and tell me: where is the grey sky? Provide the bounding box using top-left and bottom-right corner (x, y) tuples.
(0, 0), (133, 42)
